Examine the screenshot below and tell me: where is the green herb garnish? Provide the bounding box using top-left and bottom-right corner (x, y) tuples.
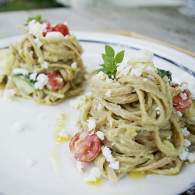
(14, 74), (36, 85)
(157, 68), (172, 81)
(26, 15), (43, 24)
(98, 45), (125, 79)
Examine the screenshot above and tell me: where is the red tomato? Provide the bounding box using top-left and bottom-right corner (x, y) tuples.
(43, 23), (69, 37)
(69, 132), (101, 163)
(173, 89), (192, 112)
(43, 22), (54, 36)
(53, 24), (69, 36)
(47, 71), (64, 91)
(69, 133), (80, 152)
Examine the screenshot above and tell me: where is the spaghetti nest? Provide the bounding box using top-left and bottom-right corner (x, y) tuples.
(77, 58), (195, 181)
(1, 32), (85, 104)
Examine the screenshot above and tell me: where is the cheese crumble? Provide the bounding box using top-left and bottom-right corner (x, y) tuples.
(96, 131), (104, 140)
(87, 118), (96, 131)
(34, 74), (48, 90)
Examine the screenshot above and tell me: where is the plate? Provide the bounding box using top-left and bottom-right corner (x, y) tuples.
(0, 32), (195, 195)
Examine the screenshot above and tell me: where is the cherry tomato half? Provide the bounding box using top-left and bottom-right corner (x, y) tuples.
(173, 89), (192, 112)
(43, 23), (69, 37)
(69, 132), (101, 163)
(47, 71), (64, 91)
(53, 23), (69, 36)
(69, 133), (80, 152)
(43, 22), (54, 36)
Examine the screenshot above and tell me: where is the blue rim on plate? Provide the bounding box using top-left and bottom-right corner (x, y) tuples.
(79, 39), (195, 78)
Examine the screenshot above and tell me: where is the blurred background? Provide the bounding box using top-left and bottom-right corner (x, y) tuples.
(0, 0), (194, 52)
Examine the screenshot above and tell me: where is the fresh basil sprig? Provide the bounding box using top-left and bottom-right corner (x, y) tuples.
(26, 15), (43, 24)
(157, 68), (172, 81)
(98, 45), (125, 79)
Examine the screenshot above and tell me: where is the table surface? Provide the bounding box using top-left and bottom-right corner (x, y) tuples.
(0, 4), (195, 52)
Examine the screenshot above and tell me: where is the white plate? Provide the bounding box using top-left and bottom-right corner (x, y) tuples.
(0, 32), (195, 195)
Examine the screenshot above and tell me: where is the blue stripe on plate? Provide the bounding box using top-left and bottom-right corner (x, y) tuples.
(79, 39), (195, 78)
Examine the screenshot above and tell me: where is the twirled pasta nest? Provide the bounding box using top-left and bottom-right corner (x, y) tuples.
(1, 32), (85, 104)
(70, 49), (195, 182)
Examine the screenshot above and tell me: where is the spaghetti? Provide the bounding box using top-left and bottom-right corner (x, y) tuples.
(69, 47), (195, 182)
(0, 17), (85, 104)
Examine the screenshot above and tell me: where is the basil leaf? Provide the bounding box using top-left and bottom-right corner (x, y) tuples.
(157, 68), (172, 81)
(98, 45), (125, 79)
(26, 15), (43, 24)
(115, 50), (125, 63)
(105, 45), (115, 57)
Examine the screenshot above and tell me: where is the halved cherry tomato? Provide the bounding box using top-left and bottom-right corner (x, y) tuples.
(69, 132), (101, 163)
(69, 133), (80, 152)
(47, 71), (64, 91)
(53, 23), (69, 36)
(173, 89), (192, 112)
(43, 23), (69, 37)
(43, 22), (54, 36)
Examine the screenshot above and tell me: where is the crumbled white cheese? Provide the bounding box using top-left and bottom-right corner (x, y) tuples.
(102, 146), (114, 162)
(13, 68), (28, 76)
(117, 50), (154, 78)
(45, 32), (64, 40)
(42, 61), (48, 69)
(84, 167), (101, 182)
(10, 121), (27, 133)
(188, 153), (195, 163)
(34, 38), (43, 48)
(101, 146), (119, 170)
(176, 111), (183, 118)
(87, 118), (96, 131)
(180, 82), (188, 92)
(29, 72), (37, 81)
(34, 74), (48, 90)
(179, 149), (189, 161)
(71, 62), (77, 69)
(183, 139), (191, 147)
(182, 127), (190, 137)
(179, 149), (195, 162)
(180, 92), (188, 100)
(96, 131), (104, 140)
(130, 67), (143, 77)
(109, 161), (119, 170)
(3, 89), (16, 99)
(28, 20), (47, 37)
(117, 65), (131, 77)
(105, 90), (112, 97)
